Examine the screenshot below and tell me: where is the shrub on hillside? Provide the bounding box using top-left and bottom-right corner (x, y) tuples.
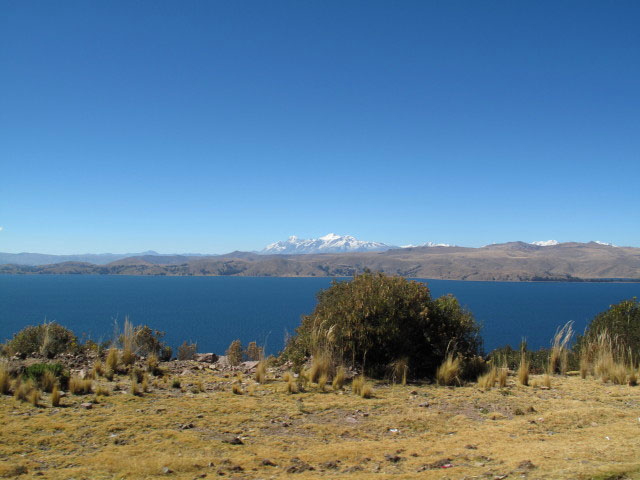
(226, 340), (243, 366)
(574, 298), (640, 364)
(23, 362), (69, 390)
(282, 272), (482, 378)
(177, 341), (197, 361)
(4, 322), (78, 358)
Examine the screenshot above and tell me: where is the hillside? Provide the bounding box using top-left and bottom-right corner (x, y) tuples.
(2, 242), (640, 281)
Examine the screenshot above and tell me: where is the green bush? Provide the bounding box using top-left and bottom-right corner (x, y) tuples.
(5, 322), (78, 358)
(282, 272), (482, 378)
(23, 362), (69, 390)
(574, 297), (640, 364)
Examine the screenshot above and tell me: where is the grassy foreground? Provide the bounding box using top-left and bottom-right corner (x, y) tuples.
(2, 366), (640, 480)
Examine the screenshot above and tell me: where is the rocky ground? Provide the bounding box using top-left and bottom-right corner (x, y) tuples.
(1, 356), (640, 479)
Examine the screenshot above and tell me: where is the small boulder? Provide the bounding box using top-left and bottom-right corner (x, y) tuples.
(80, 403), (93, 410)
(222, 436), (243, 445)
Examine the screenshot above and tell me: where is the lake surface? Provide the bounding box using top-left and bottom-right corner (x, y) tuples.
(1, 275), (639, 355)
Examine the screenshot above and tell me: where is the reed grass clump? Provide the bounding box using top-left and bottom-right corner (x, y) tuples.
(255, 360), (267, 384)
(332, 366), (345, 391)
(390, 358), (409, 386)
(309, 352), (332, 384)
(147, 353), (161, 375)
(436, 354), (461, 386)
(95, 385), (110, 396)
(106, 347), (119, 374)
(498, 367), (508, 388)
(352, 375), (364, 395)
(121, 318), (136, 367)
(0, 363), (12, 395)
(130, 377), (141, 396)
(232, 383), (243, 395)
(477, 366), (497, 390)
(13, 379), (35, 402)
(360, 381), (373, 398)
(51, 384), (61, 407)
(28, 388), (40, 407)
(518, 353), (530, 386)
(317, 373), (328, 392)
(91, 361), (104, 379)
(69, 376), (93, 395)
(549, 322), (573, 375)
(171, 378), (181, 389)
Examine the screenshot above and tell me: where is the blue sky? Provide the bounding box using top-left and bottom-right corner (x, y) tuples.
(1, 1), (639, 254)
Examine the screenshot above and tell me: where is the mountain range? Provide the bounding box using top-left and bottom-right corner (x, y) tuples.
(1, 239), (639, 282)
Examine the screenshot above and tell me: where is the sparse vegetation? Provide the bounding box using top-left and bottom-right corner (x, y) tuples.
(0, 363), (10, 395)
(518, 352), (530, 386)
(226, 340), (243, 366)
(255, 360), (267, 384)
(69, 376), (93, 395)
(549, 322), (573, 374)
(477, 366), (497, 390)
(436, 354), (461, 386)
(177, 341), (197, 361)
(106, 346), (119, 373)
(332, 365), (345, 390)
(51, 384), (61, 406)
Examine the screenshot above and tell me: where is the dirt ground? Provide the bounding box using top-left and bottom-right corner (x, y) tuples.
(1, 365), (640, 480)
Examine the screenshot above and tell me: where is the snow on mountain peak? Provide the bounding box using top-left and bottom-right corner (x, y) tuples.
(261, 234), (394, 255)
(594, 240), (617, 247)
(531, 240), (559, 246)
(401, 242), (452, 248)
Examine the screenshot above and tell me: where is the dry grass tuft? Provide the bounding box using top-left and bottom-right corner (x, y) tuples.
(629, 369), (638, 387)
(106, 347), (119, 374)
(13, 379), (34, 402)
(611, 363), (627, 385)
(121, 318), (136, 367)
(436, 354), (461, 386)
(51, 384), (61, 407)
(147, 353), (161, 375)
(171, 378), (181, 389)
(543, 373), (552, 388)
(286, 374), (298, 394)
(352, 375), (364, 395)
(0, 363), (12, 395)
(41, 370), (57, 393)
(477, 366), (497, 390)
(579, 347), (590, 379)
(95, 385), (110, 396)
(232, 383), (243, 395)
(141, 374), (149, 393)
(92, 360), (104, 379)
(69, 376), (93, 395)
(498, 367), (508, 388)
(390, 358), (409, 385)
(360, 381), (373, 398)
(28, 388), (40, 407)
(332, 366), (345, 391)
(195, 380), (204, 392)
(518, 352), (530, 386)
(317, 373), (328, 392)
(255, 361), (267, 384)
(130, 377), (141, 396)
(550, 322), (573, 374)
(309, 352), (332, 384)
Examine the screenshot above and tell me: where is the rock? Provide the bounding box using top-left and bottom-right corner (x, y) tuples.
(179, 423), (195, 430)
(322, 461), (339, 470)
(465, 444), (478, 450)
(195, 353), (218, 363)
(261, 459), (276, 467)
(418, 402), (430, 408)
(162, 466), (173, 474)
(80, 402), (93, 410)
(222, 436), (243, 445)
(384, 454), (402, 463)
(517, 460), (536, 470)
(240, 361), (260, 372)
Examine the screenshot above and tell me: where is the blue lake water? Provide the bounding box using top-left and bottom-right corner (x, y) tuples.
(1, 275), (639, 355)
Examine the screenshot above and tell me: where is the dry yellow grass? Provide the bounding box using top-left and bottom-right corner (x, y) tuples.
(255, 360), (267, 384)
(50, 384), (61, 407)
(436, 354), (460, 386)
(92, 360), (104, 378)
(518, 353), (530, 386)
(41, 369), (57, 393)
(2, 369), (640, 479)
(106, 346), (119, 373)
(351, 375), (364, 396)
(477, 366), (497, 390)
(332, 366), (345, 391)
(0, 363), (11, 395)
(498, 367), (508, 388)
(69, 376), (93, 395)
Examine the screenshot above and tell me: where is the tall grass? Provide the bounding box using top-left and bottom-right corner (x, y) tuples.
(0, 362), (11, 395)
(69, 376), (93, 395)
(255, 360), (267, 384)
(390, 358), (409, 386)
(309, 352), (332, 384)
(51, 384), (61, 407)
(121, 318), (135, 367)
(106, 346), (119, 375)
(436, 354), (460, 386)
(517, 352), (529, 386)
(332, 366), (346, 391)
(477, 366), (497, 390)
(549, 322), (573, 374)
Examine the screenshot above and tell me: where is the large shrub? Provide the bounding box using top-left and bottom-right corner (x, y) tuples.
(4, 322), (78, 358)
(283, 272), (482, 378)
(574, 297), (640, 363)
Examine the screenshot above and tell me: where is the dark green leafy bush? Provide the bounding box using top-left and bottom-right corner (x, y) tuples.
(574, 297), (640, 364)
(282, 272), (482, 378)
(4, 322), (78, 358)
(23, 362), (69, 390)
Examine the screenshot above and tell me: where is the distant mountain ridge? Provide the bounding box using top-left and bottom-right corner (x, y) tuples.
(0, 250), (211, 266)
(260, 233), (394, 255)
(2, 241), (639, 282)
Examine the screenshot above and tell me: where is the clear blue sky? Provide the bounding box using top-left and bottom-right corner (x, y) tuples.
(1, 1), (639, 254)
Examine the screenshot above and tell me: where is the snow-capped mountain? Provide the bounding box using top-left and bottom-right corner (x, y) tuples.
(531, 240), (559, 246)
(594, 241), (617, 247)
(260, 233), (394, 255)
(401, 242), (452, 248)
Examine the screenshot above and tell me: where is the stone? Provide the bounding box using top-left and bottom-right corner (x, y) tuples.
(195, 353), (218, 363)
(261, 459), (276, 467)
(80, 403), (93, 410)
(162, 466), (173, 474)
(222, 436), (243, 445)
